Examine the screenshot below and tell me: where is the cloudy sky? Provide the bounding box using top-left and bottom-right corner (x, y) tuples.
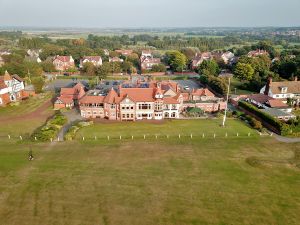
(0, 0), (299, 27)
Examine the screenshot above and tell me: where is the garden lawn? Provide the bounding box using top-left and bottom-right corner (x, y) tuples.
(0, 135), (299, 225)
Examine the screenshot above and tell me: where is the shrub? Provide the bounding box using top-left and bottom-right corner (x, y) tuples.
(31, 112), (67, 141)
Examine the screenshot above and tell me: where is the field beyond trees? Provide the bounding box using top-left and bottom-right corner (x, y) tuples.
(0, 119), (299, 225)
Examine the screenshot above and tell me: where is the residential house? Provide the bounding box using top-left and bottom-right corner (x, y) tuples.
(80, 56), (102, 68)
(115, 49), (133, 56)
(53, 55), (75, 71)
(0, 71), (25, 106)
(247, 49), (269, 58)
(260, 77), (300, 106)
(221, 51), (235, 64)
(140, 51), (161, 70)
(246, 93), (292, 113)
(54, 83), (86, 109)
(191, 52), (213, 69)
(109, 57), (124, 63)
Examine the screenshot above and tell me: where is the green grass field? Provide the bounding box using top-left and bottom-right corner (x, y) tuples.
(0, 119), (299, 225)
(76, 119), (256, 140)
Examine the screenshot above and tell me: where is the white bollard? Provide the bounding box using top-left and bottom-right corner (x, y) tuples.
(82, 137), (85, 141)
(57, 137), (60, 142)
(107, 136), (110, 140)
(144, 135), (146, 139)
(178, 134), (181, 139)
(167, 135), (169, 139)
(155, 135), (157, 139)
(190, 134), (193, 139)
(248, 133), (251, 137)
(119, 135), (122, 140)
(214, 134), (216, 139)
(19, 136), (22, 140)
(95, 136), (97, 140)
(132, 135), (134, 140)
(50, 138), (53, 142)
(236, 133), (239, 137)
(35, 137), (37, 141)
(202, 133), (205, 138)
(225, 133), (228, 138)
(8, 135), (10, 139)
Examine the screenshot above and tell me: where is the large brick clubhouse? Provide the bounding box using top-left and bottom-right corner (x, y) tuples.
(55, 80), (226, 120)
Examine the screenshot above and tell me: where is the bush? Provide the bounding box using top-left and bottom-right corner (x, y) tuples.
(31, 113), (67, 141)
(64, 121), (93, 140)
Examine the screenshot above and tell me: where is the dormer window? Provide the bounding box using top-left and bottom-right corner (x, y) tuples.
(280, 86), (288, 93)
(155, 94), (163, 99)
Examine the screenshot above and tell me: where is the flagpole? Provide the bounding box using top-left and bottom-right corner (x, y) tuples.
(222, 77), (231, 127)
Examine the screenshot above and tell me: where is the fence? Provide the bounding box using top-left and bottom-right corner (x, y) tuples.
(0, 130), (267, 143)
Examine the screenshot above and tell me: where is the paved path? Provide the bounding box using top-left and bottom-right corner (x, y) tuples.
(273, 134), (300, 143)
(57, 109), (84, 141)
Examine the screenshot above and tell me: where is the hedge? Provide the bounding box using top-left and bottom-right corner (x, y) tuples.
(238, 101), (290, 135)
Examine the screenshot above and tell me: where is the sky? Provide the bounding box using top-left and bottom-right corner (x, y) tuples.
(0, 0), (300, 28)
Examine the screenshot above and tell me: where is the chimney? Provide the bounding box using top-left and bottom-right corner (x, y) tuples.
(264, 77), (272, 96)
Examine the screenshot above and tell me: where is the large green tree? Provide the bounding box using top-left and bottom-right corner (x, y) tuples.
(198, 60), (220, 76)
(165, 51), (187, 72)
(234, 62), (255, 81)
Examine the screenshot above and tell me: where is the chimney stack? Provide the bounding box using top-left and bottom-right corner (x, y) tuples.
(264, 77), (272, 96)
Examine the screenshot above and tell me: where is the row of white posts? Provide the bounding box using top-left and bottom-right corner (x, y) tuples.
(80, 132), (253, 141)
(7, 132), (259, 142)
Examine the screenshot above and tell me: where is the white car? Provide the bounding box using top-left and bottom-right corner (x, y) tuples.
(184, 86), (190, 90)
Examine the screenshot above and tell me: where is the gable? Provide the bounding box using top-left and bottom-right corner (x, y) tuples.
(120, 96), (135, 104)
(164, 89), (177, 97)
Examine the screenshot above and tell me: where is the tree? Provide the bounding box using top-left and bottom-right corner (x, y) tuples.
(31, 77), (45, 93)
(165, 51), (187, 72)
(234, 63), (254, 81)
(121, 61), (134, 74)
(41, 60), (56, 72)
(82, 62), (96, 76)
(96, 62), (110, 79)
(198, 60), (219, 76)
(151, 64), (166, 72)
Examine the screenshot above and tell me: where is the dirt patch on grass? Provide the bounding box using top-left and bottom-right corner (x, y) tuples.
(0, 100), (53, 122)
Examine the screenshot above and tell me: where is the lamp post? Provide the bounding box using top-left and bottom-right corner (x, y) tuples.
(222, 77), (231, 127)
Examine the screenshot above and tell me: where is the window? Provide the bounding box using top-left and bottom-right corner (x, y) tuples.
(171, 112), (176, 118)
(139, 103), (151, 110)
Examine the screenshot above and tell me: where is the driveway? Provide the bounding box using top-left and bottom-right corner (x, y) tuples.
(57, 109), (84, 141)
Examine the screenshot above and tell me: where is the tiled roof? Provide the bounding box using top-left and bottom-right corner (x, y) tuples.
(192, 88), (215, 97)
(270, 81), (300, 94)
(57, 96), (73, 104)
(54, 56), (72, 62)
(163, 97), (179, 104)
(267, 99), (289, 108)
(119, 88), (155, 102)
(79, 95), (105, 104)
(104, 88), (118, 104)
(247, 94), (273, 104)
